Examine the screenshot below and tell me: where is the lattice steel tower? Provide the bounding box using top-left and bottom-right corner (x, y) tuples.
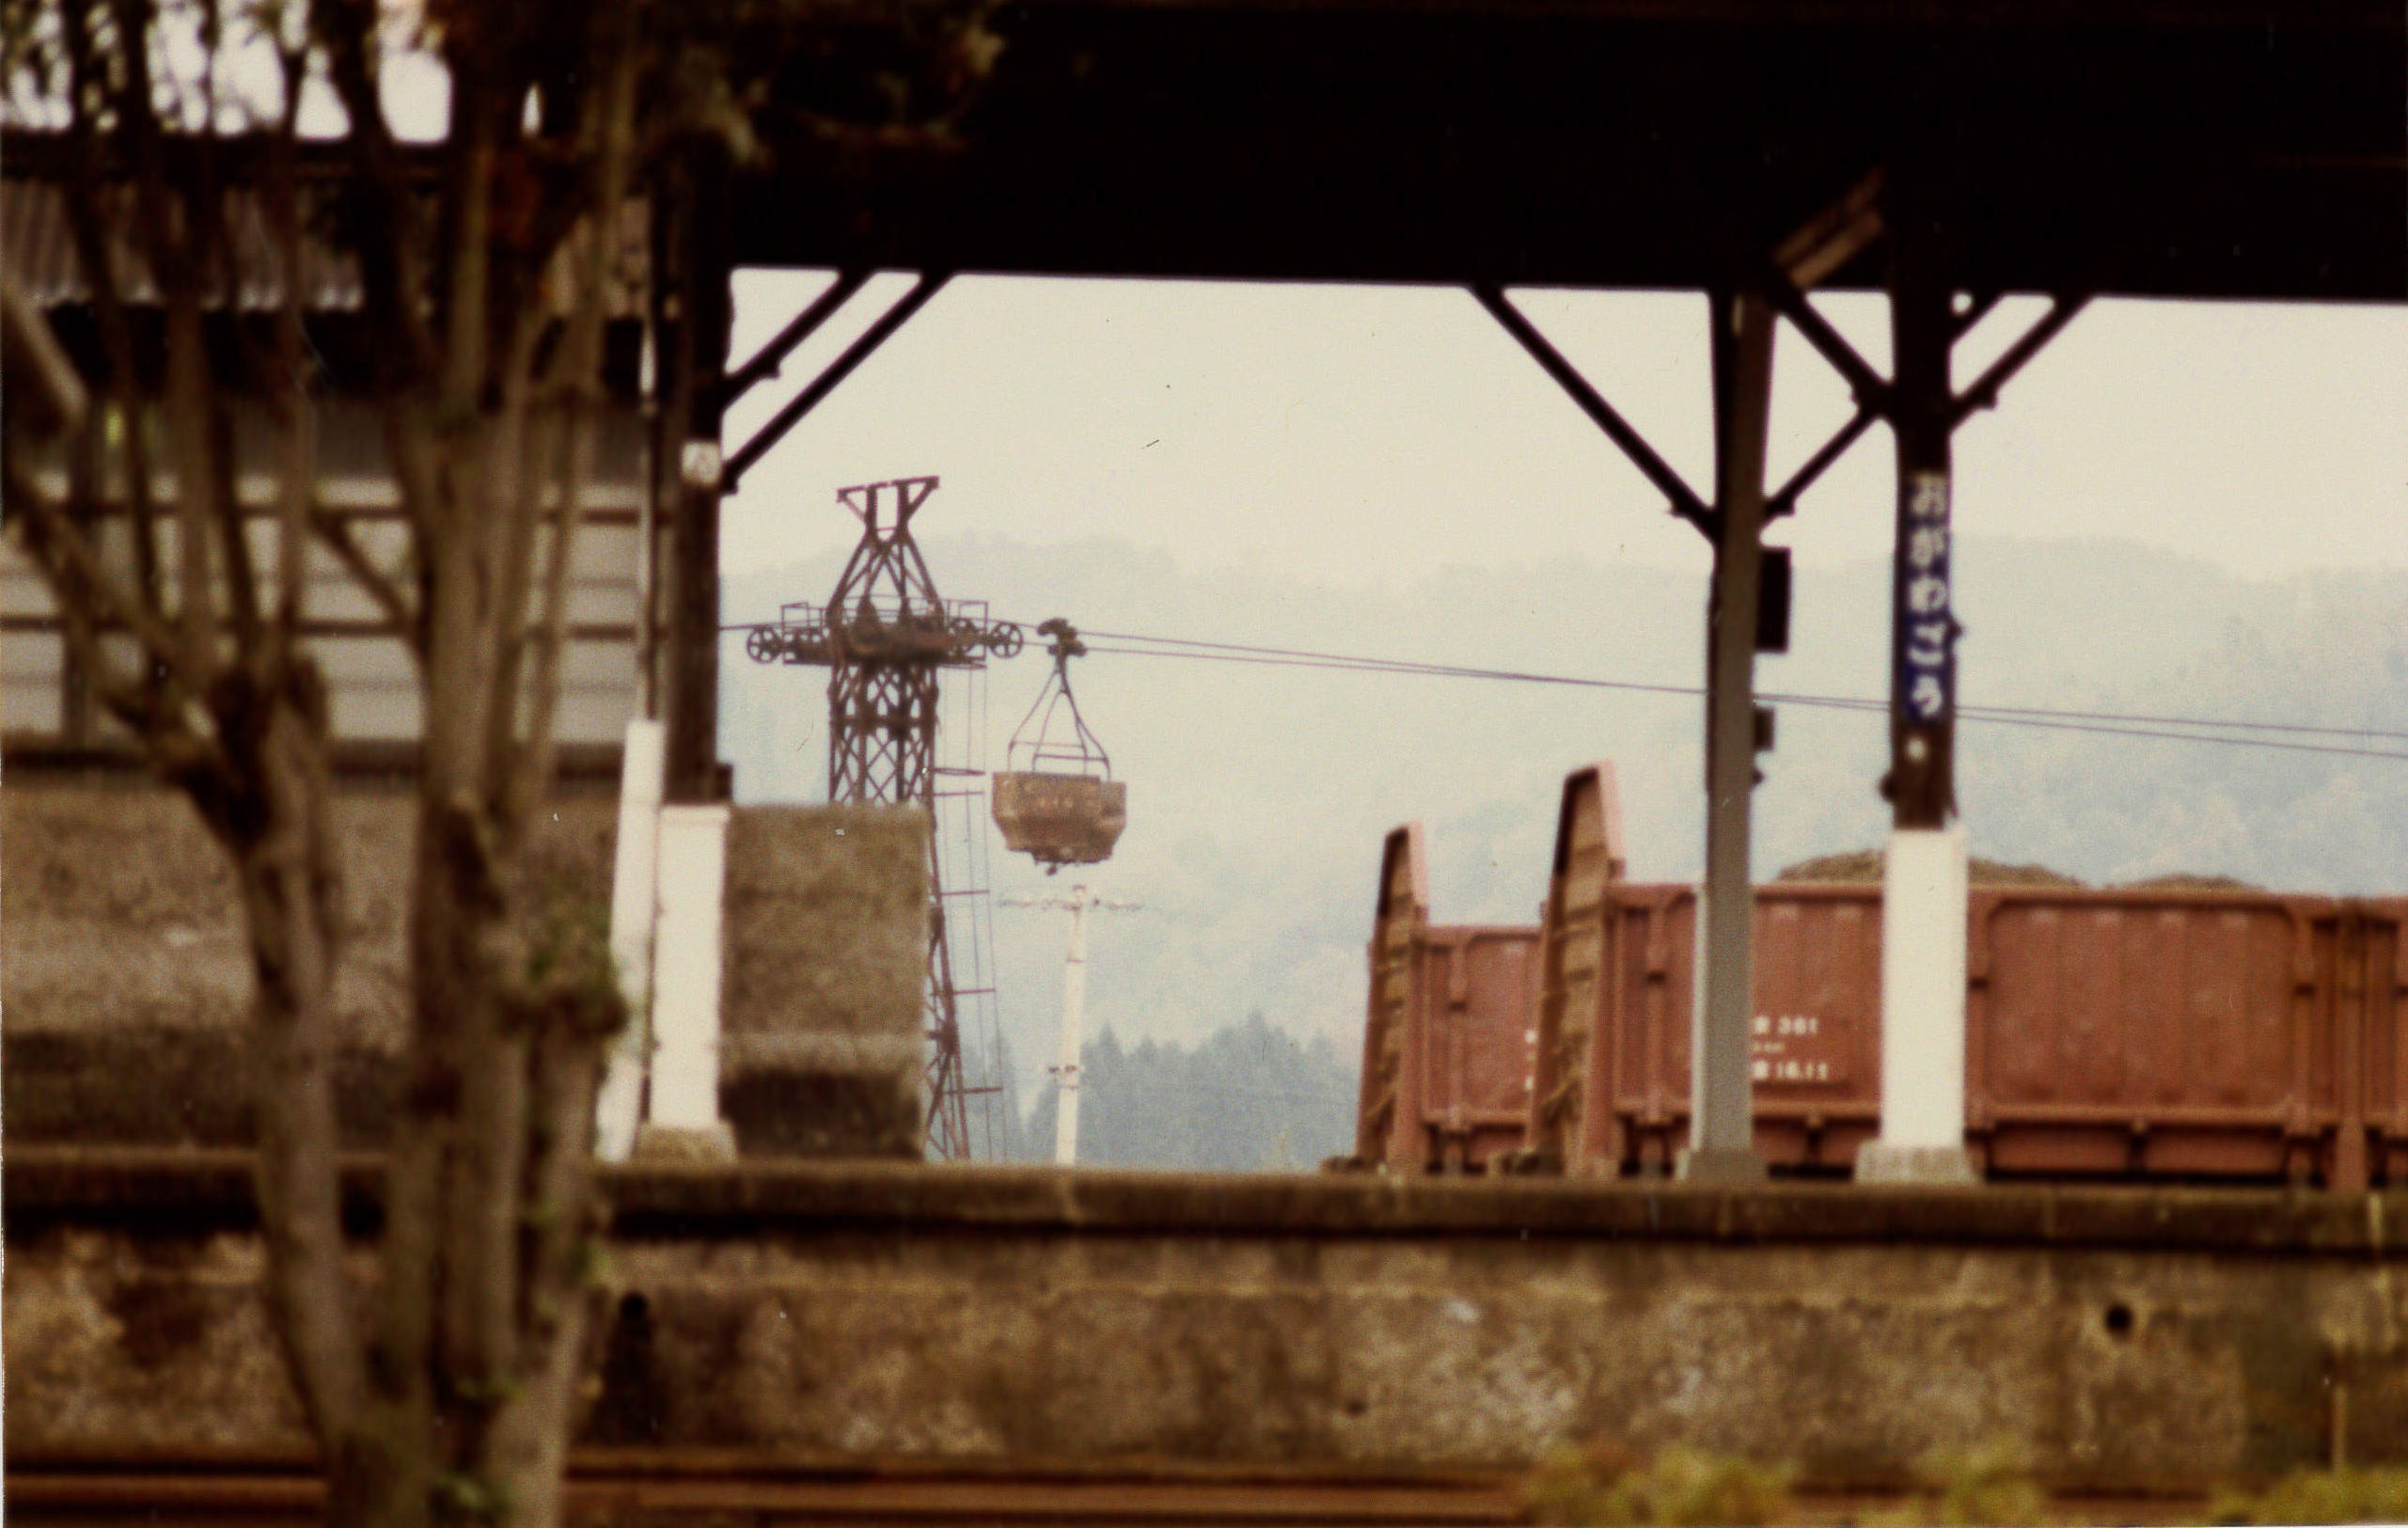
(745, 476), (1020, 1158)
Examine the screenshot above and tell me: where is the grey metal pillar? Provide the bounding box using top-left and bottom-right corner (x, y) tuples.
(1680, 291), (1777, 1184)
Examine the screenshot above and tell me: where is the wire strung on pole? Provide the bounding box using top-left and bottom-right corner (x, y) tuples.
(726, 614), (2408, 761)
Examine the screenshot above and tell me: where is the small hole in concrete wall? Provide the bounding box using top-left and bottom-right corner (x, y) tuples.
(620, 1292), (650, 1324)
(2103, 1301), (2134, 1338)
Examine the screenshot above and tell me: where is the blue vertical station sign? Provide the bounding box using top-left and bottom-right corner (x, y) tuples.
(1897, 471), (1953, 722)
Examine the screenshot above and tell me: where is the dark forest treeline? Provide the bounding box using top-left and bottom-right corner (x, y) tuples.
(986, 1014), (1357, 1171)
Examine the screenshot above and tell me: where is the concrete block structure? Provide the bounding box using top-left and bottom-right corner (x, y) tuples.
(2, 779), (929, 1159)
(0, 776), (616, 1147)
(720, 804), (930, 1158)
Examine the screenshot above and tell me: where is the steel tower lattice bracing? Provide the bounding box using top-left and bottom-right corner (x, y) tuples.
(743, 477), (1022, 1159)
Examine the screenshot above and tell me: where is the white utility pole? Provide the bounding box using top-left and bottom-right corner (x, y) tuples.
(1002, 885), (1141, 1166)
(1054, 886), (1094, 1165)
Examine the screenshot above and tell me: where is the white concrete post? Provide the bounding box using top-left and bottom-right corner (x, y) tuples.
(1052, 886), (1092, 1167)
(595, 719), (666, 1162)
(1858, 824), (1977, 1183)
(644, 803), (733, 1151)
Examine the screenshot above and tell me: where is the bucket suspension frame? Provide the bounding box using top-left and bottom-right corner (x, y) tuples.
(992, 620), (1127, 873)
(1006, 619), (1113, 780)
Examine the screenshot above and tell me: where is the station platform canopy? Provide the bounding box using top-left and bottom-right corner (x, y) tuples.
(737, 0), (2406, 301)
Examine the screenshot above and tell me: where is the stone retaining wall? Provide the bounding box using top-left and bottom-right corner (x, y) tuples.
(8, 1151), (2404, 1493)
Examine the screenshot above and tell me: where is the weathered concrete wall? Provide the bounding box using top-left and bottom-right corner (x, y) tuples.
(8, 1150), (2403, 1495)
(5, 781), (928, 1158)
(720, 805), (927, 1158)
(1, 779), (616, 1146)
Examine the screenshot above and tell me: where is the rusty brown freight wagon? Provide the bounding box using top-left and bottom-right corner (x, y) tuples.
(2372, 896), (2408, 1186)
(1351, 824), (1543, 1174)
(1523, 764), (1888, 1175)
(1521, 766), (2408, 1189)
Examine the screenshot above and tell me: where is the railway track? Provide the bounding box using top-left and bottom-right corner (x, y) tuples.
(6, 1457), (2208, 1527)
(5, 1457), (1520, 1527)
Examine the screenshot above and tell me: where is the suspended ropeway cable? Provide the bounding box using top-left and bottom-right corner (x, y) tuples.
(726, 615), (2408, 761)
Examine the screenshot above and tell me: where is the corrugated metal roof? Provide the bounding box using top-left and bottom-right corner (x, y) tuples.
(1, 173), (647, 317)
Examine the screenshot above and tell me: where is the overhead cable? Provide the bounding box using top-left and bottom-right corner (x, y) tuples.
(1075, 642), (2408, 762)
(724, 615), (2408, 761)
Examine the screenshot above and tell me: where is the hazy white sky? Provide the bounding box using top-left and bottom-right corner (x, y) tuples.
(721, 274), (2408, 590)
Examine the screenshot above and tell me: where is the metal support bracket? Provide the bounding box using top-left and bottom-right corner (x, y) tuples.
(723, 271), (954, 491)
(720, 269), (872, 409)
(1950, 291), (2092, 426)
(1768, 403), (1878, 520)
(1763, 276), (1891, 411)
(1760, 278), (2090, 521)
(1471, 282), (1718, 539)
(1768, 280), (2091, 441)
(1473, 170), (1905, 542)
(1950, 291), (2003, 339)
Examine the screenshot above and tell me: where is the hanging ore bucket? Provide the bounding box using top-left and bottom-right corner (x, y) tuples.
(993, 619), (1127, 871)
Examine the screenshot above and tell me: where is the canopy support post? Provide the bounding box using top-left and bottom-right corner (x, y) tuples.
(1680, 290), (1778, 1184)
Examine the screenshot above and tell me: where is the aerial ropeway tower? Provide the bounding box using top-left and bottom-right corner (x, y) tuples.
(745, 476), (1020, 1160)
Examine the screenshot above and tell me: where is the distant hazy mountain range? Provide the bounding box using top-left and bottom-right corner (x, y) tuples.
(722, 534), (2408, 1114)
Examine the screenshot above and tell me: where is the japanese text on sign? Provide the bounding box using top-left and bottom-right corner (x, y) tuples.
(1897, 472), (1953, 722)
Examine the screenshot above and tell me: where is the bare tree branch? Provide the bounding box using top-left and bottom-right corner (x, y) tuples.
(514, 0), (637, 826)
(57, 0), (167, 641)
(10, 451), (207, 683)
(475, 310), (558, 812)
(5, 450), (212, 772)
(266, 77), (313, 643)
(2, 270), (87, 433)
(100, 0), (230, 683)
(243, 664), (369, 1446)
(433, 45), (499, 425)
